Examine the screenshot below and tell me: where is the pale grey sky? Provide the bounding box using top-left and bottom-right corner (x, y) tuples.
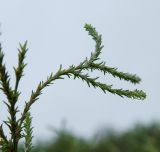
(0, 0), (160, 140)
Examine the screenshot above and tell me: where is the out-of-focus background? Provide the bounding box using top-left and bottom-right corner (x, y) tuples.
(0, 0), (159, 145)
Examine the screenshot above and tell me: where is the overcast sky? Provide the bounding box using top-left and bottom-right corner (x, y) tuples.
(0, 0), (160, 140)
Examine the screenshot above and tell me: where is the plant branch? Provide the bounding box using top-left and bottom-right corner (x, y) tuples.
(0, 24), (146, 151)
(14, 41), (28, 92)
(23, 112), (33, 152)
(0, 44), (20, 151)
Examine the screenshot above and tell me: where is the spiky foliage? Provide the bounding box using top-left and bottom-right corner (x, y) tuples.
(0, 24), (146, 152)
(14, 41), (28, 91)
(0, 136), (10, 152)
(23, 112), (33, 152)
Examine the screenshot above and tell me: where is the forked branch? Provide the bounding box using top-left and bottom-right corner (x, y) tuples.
(0, 24), (146, 152)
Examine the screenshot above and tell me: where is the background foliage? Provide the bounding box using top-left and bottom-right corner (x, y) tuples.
(18, 122), (160, 152)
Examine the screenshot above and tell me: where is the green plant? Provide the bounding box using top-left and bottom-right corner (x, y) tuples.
(23, 112), (33, 152)
(0, 24), (146, 152)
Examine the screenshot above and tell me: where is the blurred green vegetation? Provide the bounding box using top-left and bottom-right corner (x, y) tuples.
(19, 122), (160, 152)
